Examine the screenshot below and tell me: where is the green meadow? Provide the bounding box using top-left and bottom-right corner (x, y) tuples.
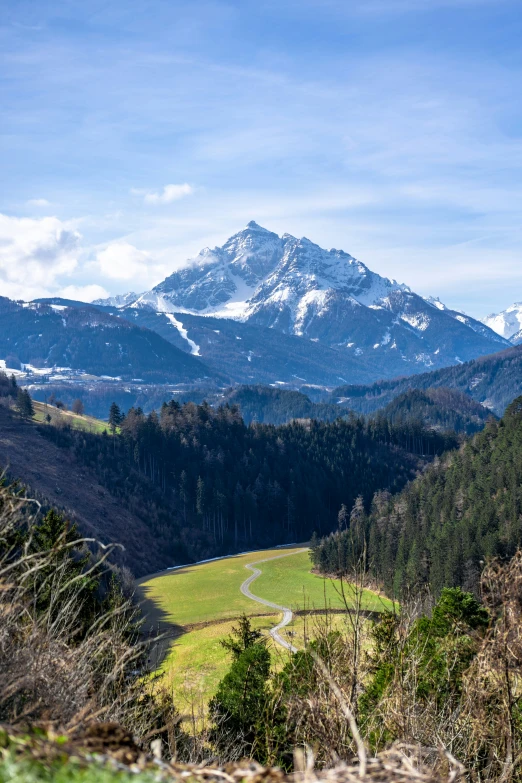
(253, 550), (393, 614)
(33, 401), (110, 434)
(139, 547), (393, 711)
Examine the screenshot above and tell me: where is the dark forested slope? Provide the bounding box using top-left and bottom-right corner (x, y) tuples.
(0, 298), (215, 382)
(219, 385), (342, 425)
(312, 396), (522, 598)
(1, 383), (458, 575)
(373, 387), (495, 435)
(217, 385), (494, 432)
(331, 344), (522, 416)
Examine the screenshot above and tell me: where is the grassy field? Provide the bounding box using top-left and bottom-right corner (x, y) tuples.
(139, 547), (393, 712)
(157, 615), (279, 720)
(253, 551), (393, 614)
(32, 401), (110, 434)
(139, 547), (306, 627)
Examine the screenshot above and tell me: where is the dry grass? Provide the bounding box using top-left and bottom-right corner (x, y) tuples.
(0, 482), (181, 753)
(0, 722), (463, 783)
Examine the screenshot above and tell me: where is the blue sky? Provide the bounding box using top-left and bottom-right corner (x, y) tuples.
(1, 0), (522, 317)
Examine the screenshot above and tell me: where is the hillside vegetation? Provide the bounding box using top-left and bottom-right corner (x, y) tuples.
(312, 395), (522, 598)
(32, 400), (110, 434)
(219, 385), (342, 425)
(332, 343), (522, 416)
(28, 398), (444, 575)
(5, 381), (522, 780)
(372, 387), (495, 435)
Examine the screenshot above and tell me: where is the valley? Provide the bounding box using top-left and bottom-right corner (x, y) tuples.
(138, 547), (392, 710)
(4, 1), (522, 778)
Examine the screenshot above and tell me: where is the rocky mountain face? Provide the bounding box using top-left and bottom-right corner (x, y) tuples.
(100, 222), (508, 381)
(483, 302), (522, 341)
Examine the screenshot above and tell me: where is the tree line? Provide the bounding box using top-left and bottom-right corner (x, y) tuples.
(37, 397), (455, 572)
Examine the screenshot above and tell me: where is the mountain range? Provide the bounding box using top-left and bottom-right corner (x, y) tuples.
(330, 343), (522, 416)
(92, 221), (509, 384)
(0, 222), (514, 390)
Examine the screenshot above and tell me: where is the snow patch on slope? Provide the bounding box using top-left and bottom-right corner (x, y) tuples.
(294, 289), (331, 335)
(401, 313), (430, 331)
(164, 313), (201, 356)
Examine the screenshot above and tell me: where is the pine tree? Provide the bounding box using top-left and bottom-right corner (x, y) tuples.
(209, 642), (271, 759)
(196, 476), (206, 519)
(108, 402), (122, 434)
(337, 503), (349, 530)
(220, 614), (264, 659)
(30, 510), (97, 629)
(16, 388), (34, 420)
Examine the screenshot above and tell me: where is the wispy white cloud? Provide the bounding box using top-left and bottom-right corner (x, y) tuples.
(131, 184), (194, 205)
(26, 198), (51, 208)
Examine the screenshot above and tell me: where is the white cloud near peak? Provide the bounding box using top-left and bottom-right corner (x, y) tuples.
(96, 241), (155, 281)
(58, 284), (110, 303)
(132, 183), (194, 205)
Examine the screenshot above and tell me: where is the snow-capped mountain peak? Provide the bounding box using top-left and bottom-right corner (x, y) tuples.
(93, 222), (509, 375)
(483, 302), (522, 340)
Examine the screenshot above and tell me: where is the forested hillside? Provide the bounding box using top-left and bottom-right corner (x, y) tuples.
(219, 385), (342, 425)
(312, 395), (522, 597)
(0, 297), (214, 383)
(373, 387), (495, 435)
(331, 343), (522, 416)
(218, 385), (494, 432)
(7, 387), (461, 575)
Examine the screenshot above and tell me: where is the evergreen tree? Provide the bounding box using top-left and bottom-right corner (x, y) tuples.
(220, 614), (264, 659)
(337, 503), (348, 530)
(29, 509), (98, 631)
(108, 402), (123, 434)
(209, 642), (271, 759)
(16, 388), (34, 420)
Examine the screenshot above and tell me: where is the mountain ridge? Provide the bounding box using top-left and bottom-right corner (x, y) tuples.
(330, 343), (522, 416)
(93, 221), (509, 381)
(0, 297), (216, 383)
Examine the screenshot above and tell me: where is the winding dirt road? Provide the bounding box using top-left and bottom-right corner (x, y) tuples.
(240, 549), (308, 652)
